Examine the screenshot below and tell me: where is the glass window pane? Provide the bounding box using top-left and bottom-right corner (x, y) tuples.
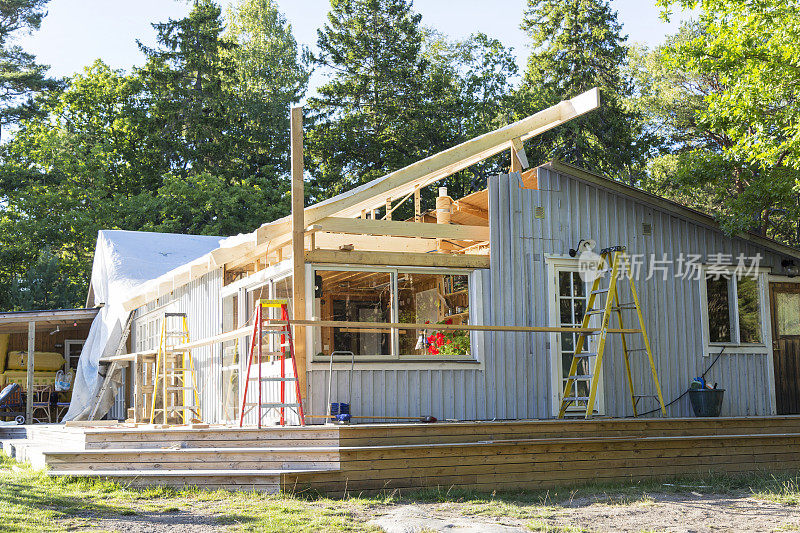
(776, 292), (800, 336)
(561, 333), (574, 352)
(398, 272), (470, 356)
(572, 272), (586, 297)
(573, 299), (586, 324)
(558, 272), (571, 296)
(707, 277), (732, 343)
(560, 299), (572, 324)
(316, 270), (391, 357)
(736, 276), (762, 343)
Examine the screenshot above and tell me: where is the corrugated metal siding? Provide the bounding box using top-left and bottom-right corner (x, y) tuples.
(489, 167), (778, 418)
(131, 268), (224, 423)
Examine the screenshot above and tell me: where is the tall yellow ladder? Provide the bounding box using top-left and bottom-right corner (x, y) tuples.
(149, 312), (202, 424)
(558, 246), (667, 419)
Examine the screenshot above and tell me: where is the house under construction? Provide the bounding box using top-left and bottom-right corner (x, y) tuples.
(4, 88), (800, 493)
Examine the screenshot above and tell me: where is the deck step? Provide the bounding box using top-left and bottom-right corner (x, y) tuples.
(47, 468), (330, 492)
(40, 446), (341, 473)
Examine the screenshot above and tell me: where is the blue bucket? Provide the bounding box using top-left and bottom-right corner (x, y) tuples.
(330, 402), (350, 416)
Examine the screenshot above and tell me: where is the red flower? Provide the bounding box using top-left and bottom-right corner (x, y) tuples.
(445, 318), (453, 325)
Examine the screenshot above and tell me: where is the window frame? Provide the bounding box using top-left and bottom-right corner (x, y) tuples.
(306, 263), (478, 364)
(699, 266), (770, 354)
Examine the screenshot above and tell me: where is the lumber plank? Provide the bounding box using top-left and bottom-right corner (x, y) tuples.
(304, 249), (489, 269)
(310, 217), (490, 242)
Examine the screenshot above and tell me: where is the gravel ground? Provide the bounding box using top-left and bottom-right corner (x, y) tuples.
(75, 491), (800, 532)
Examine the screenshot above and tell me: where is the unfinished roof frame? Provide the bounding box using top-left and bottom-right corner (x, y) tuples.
(123, 88), (601, 312)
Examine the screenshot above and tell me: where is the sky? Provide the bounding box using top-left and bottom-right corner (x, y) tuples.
(15, 0), (696, 101)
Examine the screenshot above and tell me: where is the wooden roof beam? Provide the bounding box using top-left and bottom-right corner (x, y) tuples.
(308, 217), (490, 241)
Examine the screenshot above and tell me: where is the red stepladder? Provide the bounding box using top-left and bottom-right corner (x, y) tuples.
(239, 299), (306, 427)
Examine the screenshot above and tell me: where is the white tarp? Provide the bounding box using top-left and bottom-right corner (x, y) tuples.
(64, 230), (223, 421)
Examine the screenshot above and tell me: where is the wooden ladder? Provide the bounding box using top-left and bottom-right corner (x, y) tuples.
(149, 312), (202, 425)
(558, 246), (667, 419)
(88, 311), (134, 420)
(239, 299), (306, 428)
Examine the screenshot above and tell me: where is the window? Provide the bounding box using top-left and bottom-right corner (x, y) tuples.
(775, 292), (800, 336)
(557, 270), (591, 406)
(704, 273), (764, 345)
(312, 266), (473, 361)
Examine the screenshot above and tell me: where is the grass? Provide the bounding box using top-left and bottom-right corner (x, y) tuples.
(3, 451), (800, 532)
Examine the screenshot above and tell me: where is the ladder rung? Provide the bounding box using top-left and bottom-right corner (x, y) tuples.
(248, 377), (296, 382)
(573, 352), (596, 358)
(166, 386), (193, 391)
(590, 289), (609, 295)
(168, 368), (193, 372)
(586, 309), (605, 315)
(567, 375), (592, 380)
(243, 402), (300, 408)
(626, 348), (648, 352)
(562, 396), (589, 402)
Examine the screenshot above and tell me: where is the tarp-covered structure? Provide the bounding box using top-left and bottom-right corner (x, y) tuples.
(64, 230), (223, 421)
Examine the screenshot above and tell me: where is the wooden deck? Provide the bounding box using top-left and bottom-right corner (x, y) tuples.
(3, 417), (800, 494)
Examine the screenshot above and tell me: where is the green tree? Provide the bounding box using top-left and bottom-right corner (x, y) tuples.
(223, 0), (310, 176)
(308, 0), (518, 215)
(421, 31), (518, 200)
(659, 0), (800, 171)
(10, 248), (82, 310)
(630, 20), (800, 243)
(0, 0), (60, 138)
(137, 0), (238, 177)
(516, 0), (647, 177)
(307, 0), (432, 198)
(0, 61), (161, 310)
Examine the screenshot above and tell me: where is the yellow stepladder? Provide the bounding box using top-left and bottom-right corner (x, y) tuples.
(149, 312), (202, 424)
(558, 246), (666, 419)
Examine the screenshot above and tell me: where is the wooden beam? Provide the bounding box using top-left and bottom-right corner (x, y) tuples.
(385, 198), (391, 220)
(309, 217), (490, 242)
(414, 189), (421, 222)
(511, 137), (529, 169)
(302, 88), (599, 223)
(452, 200), (488, 220)
(289, 319), (641, 335)
(290, 106), (308, 405)
(305, 249), (490, 269)
(314, 233), (438, 254)
(26, 321), (34, 424)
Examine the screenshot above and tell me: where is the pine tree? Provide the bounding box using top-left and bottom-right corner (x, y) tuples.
(0, 0), (60, 138)
(137, 0), (238, 178)
(222, 0), (310, 179)
(307, 0), (431, 197)
(517, 0), (647, 177)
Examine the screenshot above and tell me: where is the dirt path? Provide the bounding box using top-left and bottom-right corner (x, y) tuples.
(50, 490), (800, 532)
(367, 492), (800, 533)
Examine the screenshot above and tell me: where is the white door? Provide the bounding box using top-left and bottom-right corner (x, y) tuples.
(548, 260), (604, 416)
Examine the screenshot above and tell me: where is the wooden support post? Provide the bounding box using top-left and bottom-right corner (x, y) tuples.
(290, 106), (308, 408)
(414, 188), (421, 222)
(510, 144), (522, 173)
(25, 321), (34, 424)
(385, 198), (392, 220)
(436, 187), (453, 253)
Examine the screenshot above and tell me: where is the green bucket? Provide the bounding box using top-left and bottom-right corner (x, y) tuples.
(688, 388), (725, 417)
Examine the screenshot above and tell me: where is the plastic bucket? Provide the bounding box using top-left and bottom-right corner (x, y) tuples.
(330, 402), (350, 416)
(688, 388), (725, 417)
